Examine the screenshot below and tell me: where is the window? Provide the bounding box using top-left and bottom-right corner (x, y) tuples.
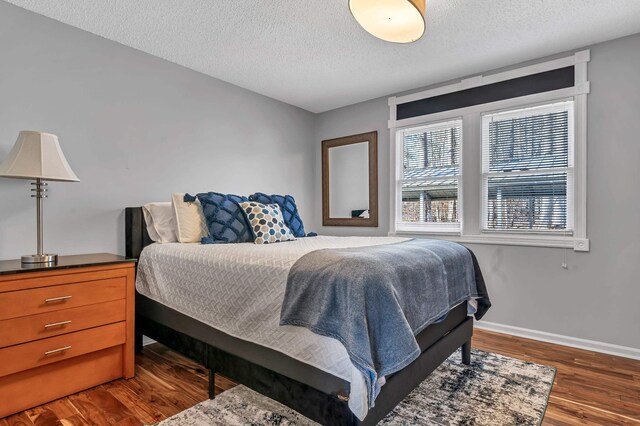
(388, 50), (589, 250)
(482, 101), (574, 232)
(397, 119), (461, 232)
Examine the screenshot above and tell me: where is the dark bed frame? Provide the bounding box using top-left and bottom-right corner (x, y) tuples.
(125, 207), (473, 425)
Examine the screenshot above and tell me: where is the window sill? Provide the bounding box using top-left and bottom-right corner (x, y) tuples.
(395, 223), (461, 234)
(390, 230), (590, 251)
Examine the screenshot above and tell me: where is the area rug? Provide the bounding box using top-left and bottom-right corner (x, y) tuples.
(157, 349), (555, 426)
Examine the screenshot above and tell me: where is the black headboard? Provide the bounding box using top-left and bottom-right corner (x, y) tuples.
(125, 207), (153, 260)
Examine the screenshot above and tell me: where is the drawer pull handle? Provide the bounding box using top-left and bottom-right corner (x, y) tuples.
(44, 345), (71, 356)
(44, 320), (72, 329)
(44, 295), (73, 303)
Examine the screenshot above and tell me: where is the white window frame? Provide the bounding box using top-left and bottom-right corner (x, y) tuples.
(388, 50), (590, 251)
(395, 118), (463, 234)
(480, 100), (575, 234)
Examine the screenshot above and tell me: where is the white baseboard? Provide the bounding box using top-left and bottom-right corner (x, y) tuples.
(474, 321), (640, 361)
(142, 336), (156, 346)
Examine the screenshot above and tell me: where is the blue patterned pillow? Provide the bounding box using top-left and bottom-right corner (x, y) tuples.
(239, 202), (296, 244)
(185, 193), (252, 244)
(248, 193), (306, 237)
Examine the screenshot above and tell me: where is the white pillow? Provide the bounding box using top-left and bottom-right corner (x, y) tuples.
(142, 202), (178, 243)
(172, 192), (208, 243)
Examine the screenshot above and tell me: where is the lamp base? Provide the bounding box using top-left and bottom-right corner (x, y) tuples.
(22, 253), (58, 264)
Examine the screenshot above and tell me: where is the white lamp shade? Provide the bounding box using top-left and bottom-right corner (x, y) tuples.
(349, 0), (426, 43)
(0, 131), (79, 182)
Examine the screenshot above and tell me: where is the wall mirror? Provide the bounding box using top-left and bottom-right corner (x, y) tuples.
(322, 131), (378, 227)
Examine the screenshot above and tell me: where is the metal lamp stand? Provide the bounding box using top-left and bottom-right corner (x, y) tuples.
(21, 178), (57, 264)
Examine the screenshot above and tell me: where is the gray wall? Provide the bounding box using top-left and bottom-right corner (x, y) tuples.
(0, 2), (315, 260)
(314, 34), (640, 350)
(314, 100), (391, 236)
(1, 2), (639, 350)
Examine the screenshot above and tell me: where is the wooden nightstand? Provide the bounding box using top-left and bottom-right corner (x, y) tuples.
(0, 253), (136, 418)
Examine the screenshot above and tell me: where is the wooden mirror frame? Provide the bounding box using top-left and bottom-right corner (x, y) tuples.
(322, 131), (378, 227)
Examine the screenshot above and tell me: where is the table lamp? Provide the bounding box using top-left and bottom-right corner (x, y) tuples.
(0, 131), (80, 264)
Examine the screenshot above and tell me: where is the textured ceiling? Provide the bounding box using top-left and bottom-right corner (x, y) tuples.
(6, 0), (640, 113)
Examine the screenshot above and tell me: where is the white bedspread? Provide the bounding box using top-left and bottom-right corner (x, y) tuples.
(135, 235), (408, 420)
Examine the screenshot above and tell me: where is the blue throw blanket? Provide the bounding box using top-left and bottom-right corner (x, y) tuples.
(279, 239), (490, 409)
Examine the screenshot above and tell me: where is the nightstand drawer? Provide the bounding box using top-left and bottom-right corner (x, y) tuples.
(0, 277), (125, 321)
(0, 299), (126, 348)
(0, 346), (123, 418)
(0, 322), (126, 378)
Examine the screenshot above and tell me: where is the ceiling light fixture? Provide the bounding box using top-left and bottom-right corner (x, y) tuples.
(349, 0), (426, 43)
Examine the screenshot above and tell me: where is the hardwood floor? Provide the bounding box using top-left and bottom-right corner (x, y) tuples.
(473, 330), (640, 425)
(1, 330), (639, 425)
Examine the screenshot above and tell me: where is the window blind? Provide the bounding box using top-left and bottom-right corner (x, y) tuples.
(400, 120), (461, 225)
(482, 101), (574, 231)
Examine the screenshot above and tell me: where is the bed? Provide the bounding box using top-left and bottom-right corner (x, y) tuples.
(125, 207), (485, 425)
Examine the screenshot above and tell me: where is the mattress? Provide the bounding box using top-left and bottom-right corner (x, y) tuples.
(135, 235), (408, 420)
